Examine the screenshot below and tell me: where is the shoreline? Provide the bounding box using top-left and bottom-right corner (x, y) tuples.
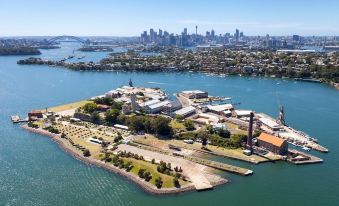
(17, 58), (339, 90)
(21, 124), (227, 195)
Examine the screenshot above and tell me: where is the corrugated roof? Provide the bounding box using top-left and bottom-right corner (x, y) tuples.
(258, 133), (286, 147)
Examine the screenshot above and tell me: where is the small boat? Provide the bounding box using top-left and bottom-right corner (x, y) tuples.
(302, 146), (311, 151)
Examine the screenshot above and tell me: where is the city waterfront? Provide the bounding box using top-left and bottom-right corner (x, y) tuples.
(1, 44), (339, 205)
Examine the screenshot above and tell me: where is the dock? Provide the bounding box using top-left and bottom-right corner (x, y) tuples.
(11, 115), (28, 123)
(288, 149), (323, 165)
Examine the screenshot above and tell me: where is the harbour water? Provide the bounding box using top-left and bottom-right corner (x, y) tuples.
(0, 43), (338, 206)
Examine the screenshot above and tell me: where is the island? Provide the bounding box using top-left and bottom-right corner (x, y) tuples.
(14, 83), (327, 194)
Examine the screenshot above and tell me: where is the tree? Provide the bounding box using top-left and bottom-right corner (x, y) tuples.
(173, 177), (180, 188)
(105, 109), (120, 125)
(151, 116), (172, 136)
(91, 111), (101, 123)
(184, 119), (195, 131)
(155, 177), (163, 189)
(201, 132), (209, 147)
(94, 97), (114, 106)
(138, 169), (146, 178)
(83, 149), (91, 157)
(114, 132), (123, 143)
(217, 128), (231, 138)
(83, 102), (97, 114)
(175, 114), (184, 121)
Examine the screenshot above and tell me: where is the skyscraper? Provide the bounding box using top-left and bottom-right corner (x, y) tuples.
(183, 28), (188, 36)
(150, 28), (154, 42)
(235, 29), (239, 42)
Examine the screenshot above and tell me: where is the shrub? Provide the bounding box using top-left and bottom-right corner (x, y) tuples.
(83, 149), (91, 157)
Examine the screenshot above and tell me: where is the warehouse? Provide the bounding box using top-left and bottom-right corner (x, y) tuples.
(174, 106), (196, 117)
(257, 133), (288, 155)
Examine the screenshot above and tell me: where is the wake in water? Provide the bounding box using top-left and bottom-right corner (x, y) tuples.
(147, 81), (168, 85)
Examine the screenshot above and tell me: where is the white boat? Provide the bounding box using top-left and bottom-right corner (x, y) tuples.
(302, 147), (311, 151)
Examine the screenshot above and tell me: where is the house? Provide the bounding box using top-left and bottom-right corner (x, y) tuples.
(257, 133), (288, 155)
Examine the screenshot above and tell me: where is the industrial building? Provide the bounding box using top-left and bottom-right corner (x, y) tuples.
(144, 100), (171, 114)
(259, 117), (283, 131)
(234, 110), (252, 118)
(257, 133), (288, 155)
(174, 106), (196, 117)
(207, 104), (233, 115)
(181, 90), (208, 99)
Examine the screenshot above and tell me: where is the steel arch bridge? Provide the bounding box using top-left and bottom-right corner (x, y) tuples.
(47, 35), (90, 44)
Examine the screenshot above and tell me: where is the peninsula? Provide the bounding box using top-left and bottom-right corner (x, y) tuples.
(17, 46), (339, 89)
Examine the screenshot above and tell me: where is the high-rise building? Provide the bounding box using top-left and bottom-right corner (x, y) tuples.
(235, 29), (239, 42)
(150, 28), (154, 42)
(293, 35), (300, 42)
(159, 29), (163, 37)
(211, 30), (215, 37)
(183, 28), (188, 36)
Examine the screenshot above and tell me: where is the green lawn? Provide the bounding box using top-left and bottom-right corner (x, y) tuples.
(121, 157), (187, 188)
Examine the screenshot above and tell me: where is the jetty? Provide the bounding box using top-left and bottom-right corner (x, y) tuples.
(11, 115), (28, 123)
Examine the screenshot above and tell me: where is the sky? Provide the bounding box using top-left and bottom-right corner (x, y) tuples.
(0, 0), (338, 37)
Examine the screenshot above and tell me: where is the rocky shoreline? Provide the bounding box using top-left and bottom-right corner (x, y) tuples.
(21, 124), (227, 195)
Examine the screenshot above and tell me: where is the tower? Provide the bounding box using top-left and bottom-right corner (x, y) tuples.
(129, 78), (133, 87)
(195, 25), (198, 35)
(246, 112), (254, 153)
(130, 93), (137, 112)
(277, 106), (286, 126)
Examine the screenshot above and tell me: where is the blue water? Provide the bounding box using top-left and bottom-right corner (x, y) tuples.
(0, 43), (338, 206)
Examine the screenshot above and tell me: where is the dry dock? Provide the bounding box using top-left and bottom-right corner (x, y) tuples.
(288, 149), (323, 165)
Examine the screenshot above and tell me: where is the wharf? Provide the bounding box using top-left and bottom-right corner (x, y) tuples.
(11, 115), (28, 123)
(288, 149), (323, 165)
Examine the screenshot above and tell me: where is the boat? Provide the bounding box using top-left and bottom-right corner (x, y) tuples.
(302, 147), (311, 151)
(11, 115), (20, 123)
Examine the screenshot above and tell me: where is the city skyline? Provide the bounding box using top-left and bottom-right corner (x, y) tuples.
(1, 0), (339, 37)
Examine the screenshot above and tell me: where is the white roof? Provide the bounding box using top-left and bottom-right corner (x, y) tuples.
(207, 104), (233, 112)
(147, 100), (170, 109)
(174, 106), (196, 116)
(182, 90), (206, 94)
(141, 99), (161, 107)
(259, 117), (281, 128)
(235, 110), (252, 116)
(114, 124), (129, 130)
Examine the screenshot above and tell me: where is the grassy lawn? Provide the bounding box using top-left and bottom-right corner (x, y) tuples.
(39, 100), (92, 113)
(226, 122), (248, 135)
(134, 135), (268, 163)
(122, 157), (187, 188)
